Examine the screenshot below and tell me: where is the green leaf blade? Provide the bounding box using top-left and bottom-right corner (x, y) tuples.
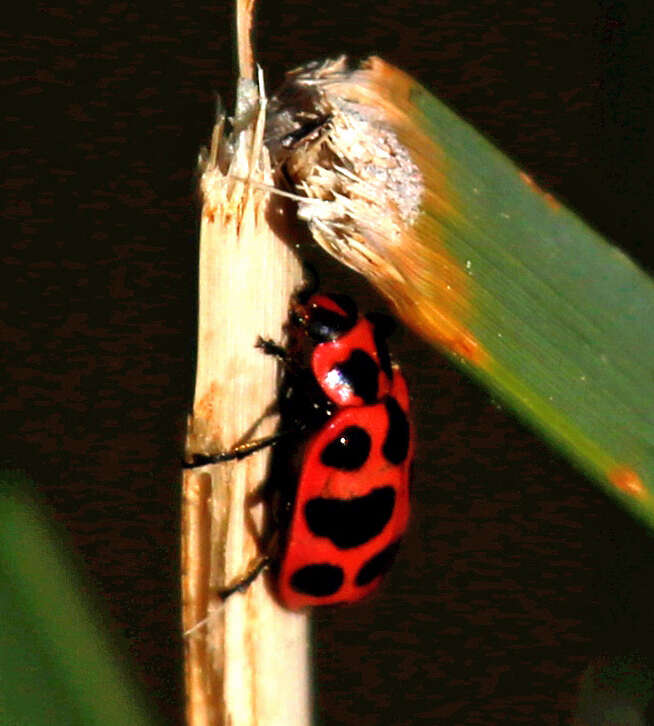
(268, 56), (654, 526)
(411, 79), (654, 514)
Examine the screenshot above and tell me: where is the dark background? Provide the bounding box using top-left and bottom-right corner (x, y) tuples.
(4, 0), (654, 724)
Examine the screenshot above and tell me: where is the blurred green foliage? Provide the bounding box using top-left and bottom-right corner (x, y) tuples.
(0, 471), (159, 726)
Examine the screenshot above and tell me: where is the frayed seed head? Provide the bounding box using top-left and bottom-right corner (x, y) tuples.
(267, 58), (423, 276)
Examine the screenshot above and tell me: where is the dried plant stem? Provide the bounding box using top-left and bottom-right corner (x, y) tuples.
(181, 5), (309, 722)
(236, 0), (255, 81)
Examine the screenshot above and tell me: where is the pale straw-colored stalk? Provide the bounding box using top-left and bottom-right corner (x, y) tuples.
(181, 2), (310, 723)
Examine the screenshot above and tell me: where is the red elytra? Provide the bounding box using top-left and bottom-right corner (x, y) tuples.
(272, 293), (413, 610)
(276, 366), (412, 609)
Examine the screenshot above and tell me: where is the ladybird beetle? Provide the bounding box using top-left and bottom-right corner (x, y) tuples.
(185, 292), (413, 610)
(267, 293), (413, 609)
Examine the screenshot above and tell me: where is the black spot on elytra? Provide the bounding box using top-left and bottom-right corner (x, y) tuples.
(366, 312), (395, 380)
(382, 396), (410, 465)
(290, 563), (344, 596)
(320, 425), (371, 470)
(304, 486), (396, 549)
(308, 294), (358, 342)
(355, 539), (402, 586)
(333, 349), (379, 403)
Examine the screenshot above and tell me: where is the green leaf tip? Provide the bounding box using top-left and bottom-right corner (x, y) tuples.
(266, 57), (654, 529)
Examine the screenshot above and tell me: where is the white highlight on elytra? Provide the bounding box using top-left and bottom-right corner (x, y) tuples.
(323, 368), (353, 399)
